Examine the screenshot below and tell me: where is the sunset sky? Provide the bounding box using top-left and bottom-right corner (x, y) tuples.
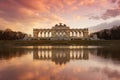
(0, 0), (120, 34)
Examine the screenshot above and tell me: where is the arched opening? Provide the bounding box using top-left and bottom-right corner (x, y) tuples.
(38, 32), (41, 38)
(76, 31), (79, 37)
(48, 32), (52, 38)
(41, 32), (45, 38)
(70, 32), (73, 37)
(80, 32), (84, 37)
(73, 31), (76, 37)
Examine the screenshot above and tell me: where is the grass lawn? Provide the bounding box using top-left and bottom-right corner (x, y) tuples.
(0, 40), (120, 46)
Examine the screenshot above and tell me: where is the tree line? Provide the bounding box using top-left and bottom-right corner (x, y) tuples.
(91, 26), (120, 40)
(0, 29), (27, 40)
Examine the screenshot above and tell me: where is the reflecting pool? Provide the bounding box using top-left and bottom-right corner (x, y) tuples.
(0, 46), (120, 80)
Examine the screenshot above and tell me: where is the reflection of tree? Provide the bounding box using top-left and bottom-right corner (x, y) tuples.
(0, 46), (119, 63)
(94, 47), (120, 61)
(33, 47), (89, 65)
(0, 47), (30, 60)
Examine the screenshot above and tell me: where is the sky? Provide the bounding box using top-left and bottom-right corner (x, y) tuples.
(0, 0), (120, 34)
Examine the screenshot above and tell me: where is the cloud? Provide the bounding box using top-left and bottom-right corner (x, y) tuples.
(89, 19), (120, 33)
(78, 0), (96, 6)
(118, 0), (120, 7)
(90, 0), (120, 20)
(102, 67), (120, 79)
(0, 0), (109, 22)
(110, 0), (118, 3)
(0, 61), (120, 80)
(0, 0), (119, 33)
(101, 8), (120, 19)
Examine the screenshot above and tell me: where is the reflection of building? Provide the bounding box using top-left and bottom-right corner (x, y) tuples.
(33, 46), (89, 65)
(33, 23), (89, 40)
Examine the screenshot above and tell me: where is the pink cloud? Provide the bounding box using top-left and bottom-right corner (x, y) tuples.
(0, 0), (114, 22)
(90, 0), (120, 20)
(110, 0), (117, 3)
(101, 8), (120, 19)
(0, 0), (119, 33)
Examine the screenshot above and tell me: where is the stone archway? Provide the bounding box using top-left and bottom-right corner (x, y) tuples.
(33, 23), (89, 40)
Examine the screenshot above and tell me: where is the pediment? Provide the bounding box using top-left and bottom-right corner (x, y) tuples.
(52, 23), (70, 29)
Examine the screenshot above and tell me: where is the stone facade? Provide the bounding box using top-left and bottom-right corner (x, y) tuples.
(33, 23), (89, 40)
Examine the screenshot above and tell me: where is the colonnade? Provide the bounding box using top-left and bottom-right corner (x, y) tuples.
(33, 23), (89, 40)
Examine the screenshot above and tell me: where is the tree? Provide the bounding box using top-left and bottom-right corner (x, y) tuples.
(0, 28), (27, 40)
(91, 26), (120, 40)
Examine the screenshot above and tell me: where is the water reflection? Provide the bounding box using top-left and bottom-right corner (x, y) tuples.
(95, 47), (120, 61)
(0, 47), (28, 60)
(33, 46), (89, 65)
(0, 46), (120, 62)
(0, 46), (120, 80)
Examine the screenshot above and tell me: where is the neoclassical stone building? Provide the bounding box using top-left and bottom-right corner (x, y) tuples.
(33, 23), (89, 40)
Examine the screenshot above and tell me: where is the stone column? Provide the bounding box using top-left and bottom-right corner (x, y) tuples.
(33, 30), (38, 39)
(75, 31), (77, 37)
(47, 32), (49, 38)
(44, 32), (46, 38)
(71, 32), (73, 37)
(73, 32), (74, 37)
(46, 32), (47, 38)
(39, 32), (41, 37)
(48, 32), (49, 38)
(82, 31), (84, 38)
(83, 29), (89, 38)
(51, 30), (55, 38)
(40, 32), (42, 38)
(68, 30), (70, 37)
(49, 32), (51, 38)
(79, 32), (81, 38)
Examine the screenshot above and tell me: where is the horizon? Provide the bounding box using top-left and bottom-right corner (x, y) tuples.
(0, 0), (120, 34)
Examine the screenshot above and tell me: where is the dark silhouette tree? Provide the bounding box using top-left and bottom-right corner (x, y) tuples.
(0, 28), (27, 40)
(91, 25), (120, 40)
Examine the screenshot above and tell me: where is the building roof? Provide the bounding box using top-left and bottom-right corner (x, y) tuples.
(52, 23), (70, 29)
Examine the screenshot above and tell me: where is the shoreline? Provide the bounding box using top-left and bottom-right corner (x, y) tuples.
(0, 40), (120, 46)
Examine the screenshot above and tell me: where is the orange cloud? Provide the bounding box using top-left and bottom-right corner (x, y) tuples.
(79, 0), (95, 6)
(0, 0), (119, 33)
(63, 0), (77, 6)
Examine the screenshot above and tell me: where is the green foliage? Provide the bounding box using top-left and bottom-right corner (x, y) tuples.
(0, 40), (120, 46)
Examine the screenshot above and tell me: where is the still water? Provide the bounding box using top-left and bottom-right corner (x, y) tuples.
(0, 46), (120, 80)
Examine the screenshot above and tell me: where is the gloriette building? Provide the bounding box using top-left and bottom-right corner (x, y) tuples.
(33, 23), (89, 40)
